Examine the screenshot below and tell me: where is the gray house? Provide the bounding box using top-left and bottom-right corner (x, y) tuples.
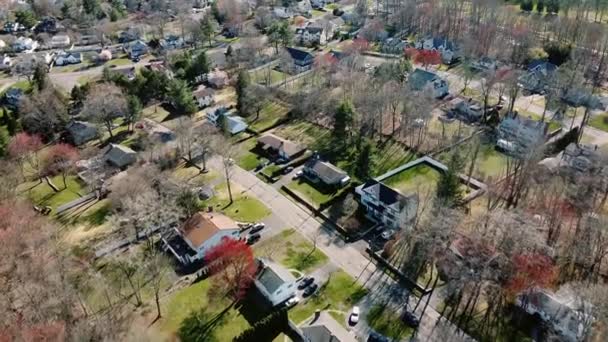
(104, 144), (137, 168)
(254, 258), (297, 307)
(304, 154), (350, 187)
(66, 121), (98, 145)
(409, 68), (449, 98)
(496, 112), (547, 156)
(355, 180), (418, 229)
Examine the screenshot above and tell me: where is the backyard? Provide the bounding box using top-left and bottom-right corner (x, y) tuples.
(589, 113), (608, 132)
(250, 68), (288, 86)
(438, 139), (511, 181)
(254, 229), (329, 274)
(247, 101), (291, 132)
(382, 164), (442, 196)
(286, 178), (348, 207)
(19, 175), (88, 213)
(367, 305), (413, 340)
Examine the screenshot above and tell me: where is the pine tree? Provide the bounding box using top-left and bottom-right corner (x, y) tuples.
(236, 70), (250, 115)
(354, 138), (376, 180)
(333, 101), (354, 142)
(5, 109), (19, 136)
(436, 152), (463, 206)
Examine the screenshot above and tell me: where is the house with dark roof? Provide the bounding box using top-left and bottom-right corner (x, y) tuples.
(54, 51), (82, 66)
(519, 60), (558, 94)
(257, 133), (306, 160)
(104, 144), (137, 168)
(355, 180), (418, 229)
(408, 68), (449, 98)
(159, 35), (185, 51)
(34, 17), (61, 34)
(300, 311), (357, 342)
(112, 67), (136, 81)
(162, 212), (240, 265)
(3, 88), (24, 108)
(304, 154), (350, 187)
(66, 120), (98, 146)
(285, 47), (315, 74)
(124, 40), (148, 59)
(496, 112), (548, 156)
(254, 258), (297, 307)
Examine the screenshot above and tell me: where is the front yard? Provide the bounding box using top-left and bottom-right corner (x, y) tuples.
(202, 182), (271, 222)
(255, 229), (329, 274)
(286, 178), (348, 207)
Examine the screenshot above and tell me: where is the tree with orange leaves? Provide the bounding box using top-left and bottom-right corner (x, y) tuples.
(506, 253), (558, 297)
(413, 49), (442, 69)
(204, 237), (257, 301)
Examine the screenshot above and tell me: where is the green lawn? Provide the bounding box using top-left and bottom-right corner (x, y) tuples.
(105, 57), (132, 67)
(589, 113), (608, 132)
(255, 229), (329, 273)
(286, 179), (344, 207)
(172, 165), (219, 185)
(19, 175), (87, 213)
(160, 277), (250, 340)
(203, 182), (271, 222)
(367, 305), (413, 340)
(439, 141), (511, 180)
(382, 164), (441, 195)
(250, 69), (287, 86)
(516, 109), (562, 131)
(142, 104), (171, 123)
(236, 138), (267, 171)
(248, 101), (291, 132)
(289, 271), (368, 324)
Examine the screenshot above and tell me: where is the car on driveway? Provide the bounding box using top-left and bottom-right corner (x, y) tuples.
(293, 170), (304, 179)
(368, 332), (389, 342)
(401, 311), (420, 328)
(250, 223), (265, 233)
(349, 306), (360, 325)
(285, 296), (300, 308)
(381, 230), (395, 240)
(246, 233), (261, 245)
(298, 276), (315, 290)
(282, 166), (294, 175)
(303, 283), (318, 297)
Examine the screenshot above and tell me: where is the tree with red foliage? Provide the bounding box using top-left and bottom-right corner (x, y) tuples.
(204, 237), (257, 301)
(7, 133), (43, 179)
(345, 38), (370, 55)
(413, 49), (442, 69)
(404, 47), (418, 60)
(41, 143), (79, 190)
(506, 253), (558, 297)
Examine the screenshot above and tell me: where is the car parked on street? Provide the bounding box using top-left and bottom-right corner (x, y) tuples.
(298, 276), (315, 290)
(293, 170), (304, 179)
(246, 233), (261, 245)
(349, 306), (360, 325)
(303, 283), (318, 297)
(282, 166), (294, 175)
(250, 223), (265, 233)
(368, 332), (389, 342)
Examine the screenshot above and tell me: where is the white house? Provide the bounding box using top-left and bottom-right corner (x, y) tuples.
(516, 288), (591, 342)
(0, 54), (12, 70)
(206, 106), (248, 135)
(54, 51), (82, 66)
(355, 180), (418, 229)
(163, 212), (241, 265)
(408, 68), (449, 98)
(193, 86), (215, 108)
(257, 133), (306, 160)
(295, 26), (326, 46)
(497, 112), (547, 156)
(50, 34), (71, 49)
(416, 37), (462, 64)
(304, 154), (350, 187)
(13, 37), (38, 53)
(254, 258), (297, 307)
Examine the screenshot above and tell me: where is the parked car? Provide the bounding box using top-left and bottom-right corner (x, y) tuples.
(238, 222), (253, 230)
(250, 223), (266, 234)
(282, 166), (294, 175)
(368, 332), (389, 342)
(285, 296), (300, 308)
(349, 306), (360, 324)
(401, 311), (420, 328)
(303, 283), (318, 297)
(381, 230), (395, 240)
(298, 276), (315, 290)
(246, 233), (261, 245)
(276, 158), (288, 164)
(293, 170), (304, 179)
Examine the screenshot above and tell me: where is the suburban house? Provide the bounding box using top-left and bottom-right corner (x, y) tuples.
(304, 154), (350, 187)
(193, 86), (215, 108)
(519, 60), (558, 94)
(34, 17), (61, 34)
(381, 37), (407, 54)
(2, 22), (25, 33)
(471, 56), (498, 72)
(254, 258), (297, 307)
(160, 35), (185, 51)
(118, 30), (140, 43)
(300, 311), (357, 342)
(447, 98), (483, 123)
(295, 25), (326, 46)
(0, 54), (12, 70)
(515, 288), (590, 342)
(66, 120), (98, 146)
(54, 51), (82, 66)
(113, 67), (137, 81)
(206, 106), (249, 135)
(541, 143), (602, 174)
(13, 37), (38, 53)
(272, 7), (292, 19)
(257, 133), (306, 160)
(104, 144), (137, 168)
(416, 37), (462, 64)
(3, 88), (24, 108)
(124, 40), (148, 59)
(163, 212), (241, 265)
(206, 69), (229, 88)
(286, 47), (315, 74)
(408, 68), (449, 98)
(496, 112), (547, 156)
(50, 34), (71, 49)
(355, 180), (419, 229)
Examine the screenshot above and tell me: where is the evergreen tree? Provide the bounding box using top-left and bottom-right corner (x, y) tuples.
(354, 138), (376, 180)
(33, 63), (48, 91)
(236, 70), (250, 115)
(5, 109), (19, 136)
(0, 128), (7, 157)
(333, 101), (354, 142)
(200, 16), (217, 47)
(187, 52), (211, 83)
(15, 10), (37, 29)
(126, 95), (142, 131)
(167, 79), (197, 115)
(546, 0), (560, 13)
(436, 152), (463, 206)
(536, 0), (545, 13)
(520, 0), (534, 11)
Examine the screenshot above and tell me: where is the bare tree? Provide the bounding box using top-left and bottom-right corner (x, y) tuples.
(83, 83), (128, 139)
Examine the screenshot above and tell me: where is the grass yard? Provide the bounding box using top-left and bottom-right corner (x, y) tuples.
(289, 271), (368, 324)
(589, 113), (608, 132)
(367, 305), (413, 340)
(142, 104), (171, 123)
(158, 277), (250, 340)
(236, 138), (267, 171)
(515, 108), (562, 131)
(255, 229), (329, 273)
(19, 175), (87, 213)
(382, 164), (441, 195)
(105, 57), (132, 67)
(261, 164), (282, 179)
(439, 140), (511, 180)
(203, 182), (271, 222)
(250, 68), (287, 86)
(248, 101), (291, 132)
(172, 165), (219, 185)
(286, 179), (346, 207)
